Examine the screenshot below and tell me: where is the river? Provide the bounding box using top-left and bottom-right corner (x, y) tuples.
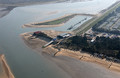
(0, 0), (118, 78)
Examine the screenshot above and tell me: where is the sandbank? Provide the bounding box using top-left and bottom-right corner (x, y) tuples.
(21, 30), (120, 78)
(0, 54), (15, 78)
(22, 23), (64, 28)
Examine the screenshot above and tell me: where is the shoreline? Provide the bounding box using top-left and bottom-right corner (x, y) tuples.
(22, 14), (94, 28)
(21, 30), (120, 78)
(19, 1), (120, 78)
(21, 1), (118, 30)
(0, 54), (15, 78)
(22, 14), (75, 28)
(22, 23), (64, 28)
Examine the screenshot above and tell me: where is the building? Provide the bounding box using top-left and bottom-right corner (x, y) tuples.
(33, 31), (42, 36)
(57, 33), (72, 39)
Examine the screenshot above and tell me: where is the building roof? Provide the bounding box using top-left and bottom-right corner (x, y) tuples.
(57, 33), (72, 39)
(34, 31), (41, 34)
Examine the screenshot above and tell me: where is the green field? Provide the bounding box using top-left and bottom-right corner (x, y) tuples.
(34, 14), (77, 25)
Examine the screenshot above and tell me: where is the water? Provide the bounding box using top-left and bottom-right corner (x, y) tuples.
(0, 5), (70, 78)
(0, 0), (117, 78)
(18, 0), (116, 20)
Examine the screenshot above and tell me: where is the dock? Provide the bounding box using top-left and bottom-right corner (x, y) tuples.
(42, 40), (54, 48)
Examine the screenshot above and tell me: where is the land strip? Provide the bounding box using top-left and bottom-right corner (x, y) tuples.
(22, 14), (94, 28)
(21, 30), (120, 73)
(0, 54), (15, 78)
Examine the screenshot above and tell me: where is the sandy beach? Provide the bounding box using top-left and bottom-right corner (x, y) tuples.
(0, 54), (15, 78)
(21, 30), (120, 78)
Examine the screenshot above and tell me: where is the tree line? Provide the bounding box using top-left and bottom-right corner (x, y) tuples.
(59, 36), (120, 62)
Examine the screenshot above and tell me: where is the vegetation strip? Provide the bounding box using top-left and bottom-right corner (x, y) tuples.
(23, 13), (95, 28)
(34, 14), (77, 25)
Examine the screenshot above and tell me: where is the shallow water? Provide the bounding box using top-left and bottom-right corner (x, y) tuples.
(0, 0), (118, 78)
